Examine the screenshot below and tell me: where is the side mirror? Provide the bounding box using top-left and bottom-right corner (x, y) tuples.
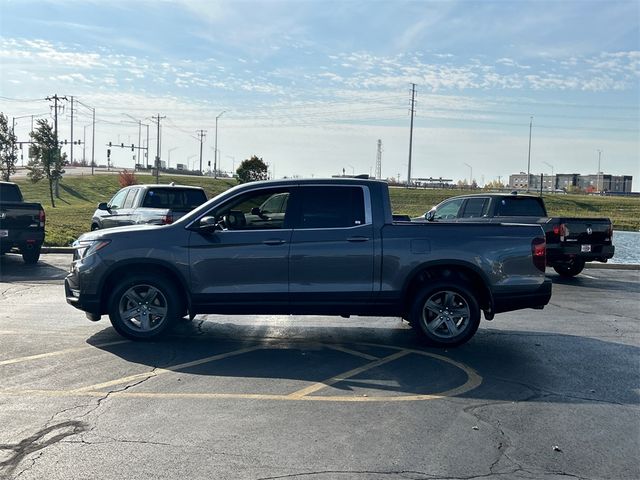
(426, 209), (436, 221)
(198, 216), (219, 232)
(250, 207), (261, 215)
(98, 202), (110, 212)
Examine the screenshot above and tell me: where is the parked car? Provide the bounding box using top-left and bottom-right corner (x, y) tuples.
(0, 181), (45, 264)
(66, 178), (551, 347)
(416, 192), (614, 277)
(91, 184), (207, 230)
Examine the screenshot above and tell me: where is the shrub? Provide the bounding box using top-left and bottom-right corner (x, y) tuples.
(119, 169), (138, 187)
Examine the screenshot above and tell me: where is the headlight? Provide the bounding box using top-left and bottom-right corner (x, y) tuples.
(73, 239), (111, 259)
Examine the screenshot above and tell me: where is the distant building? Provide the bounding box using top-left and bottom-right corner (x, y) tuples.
(509, 172), (632, 193)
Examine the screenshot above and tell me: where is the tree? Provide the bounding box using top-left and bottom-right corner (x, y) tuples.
(0, 113), (18, 181)
(236, 155), (268, 184)
(28, 119), (66, 207)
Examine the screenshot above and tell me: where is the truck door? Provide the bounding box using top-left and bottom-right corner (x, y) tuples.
(288, 185), (374, 305)
(188, 186), (294, 308)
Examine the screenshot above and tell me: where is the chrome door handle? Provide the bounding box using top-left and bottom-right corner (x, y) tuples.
(347, 236), (369, 242)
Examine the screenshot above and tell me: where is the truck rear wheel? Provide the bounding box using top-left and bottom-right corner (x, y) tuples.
(410, 281), (481, 347)
(22, 245), (41, 264)
(552, 259), (585, 277)
(108, 274), (181, 340)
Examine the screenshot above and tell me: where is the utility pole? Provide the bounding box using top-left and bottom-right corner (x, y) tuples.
(376, 139), (382, 179)
(46, 94), (67, 147)
(46, 94), (68, 198)
(214, 110), (226, 179)
(196, 129), (207, 174)
(70, 96), (74, 165)
(526, 116), (533, 192)
(151, 114), (166, 183)
(597, 149), (602, 192)
(407, 83), (416, 187)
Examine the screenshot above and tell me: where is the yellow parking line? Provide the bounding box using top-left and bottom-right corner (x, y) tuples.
(0, 341), (129, 367)
(71, 345), (263, 392)
(286, 350), (410, 399)
(324, 344), (380, 361)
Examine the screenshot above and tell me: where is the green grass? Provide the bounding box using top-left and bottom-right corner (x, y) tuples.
(13, 174), (640, 246)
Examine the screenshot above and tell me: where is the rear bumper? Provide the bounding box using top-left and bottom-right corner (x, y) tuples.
(0, 229), (45, 253)
(493, 278), (552, 314)
(547, 244), (615, 264)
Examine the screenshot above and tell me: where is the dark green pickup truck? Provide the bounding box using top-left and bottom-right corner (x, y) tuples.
(66, 178), (552, 347)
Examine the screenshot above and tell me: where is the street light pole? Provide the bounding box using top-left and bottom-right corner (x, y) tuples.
(464, 162), (473, 188)
(214, 110), (226, 179)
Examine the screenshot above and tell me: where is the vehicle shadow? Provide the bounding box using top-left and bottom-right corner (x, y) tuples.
(0, 252), (69, 282)
(86, 319), (639, 406)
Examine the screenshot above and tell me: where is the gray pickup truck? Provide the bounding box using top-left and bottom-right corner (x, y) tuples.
(91, 184), (207, 230)
(65, 178), (551, 347)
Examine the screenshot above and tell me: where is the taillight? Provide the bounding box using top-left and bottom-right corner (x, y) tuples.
(532, 237), (546, 272)
(39, 209), (46, 227)
(553, 223), (569, 241)
(161, 214), (174, 224)
(608, 223), (613, 240)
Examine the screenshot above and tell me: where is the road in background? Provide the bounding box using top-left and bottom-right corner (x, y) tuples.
(0, 253), (638, 479)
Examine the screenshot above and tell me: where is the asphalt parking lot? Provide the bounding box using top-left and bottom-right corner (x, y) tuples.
(0, 253), (638, 480)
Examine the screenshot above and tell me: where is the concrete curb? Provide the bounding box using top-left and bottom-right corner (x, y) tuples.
(584, 262), (640, 271)
(39, 246), (640, 270)
(42, 247), (75, 254)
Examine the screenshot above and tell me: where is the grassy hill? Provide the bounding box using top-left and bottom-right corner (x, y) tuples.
(12, 172), (640, 246)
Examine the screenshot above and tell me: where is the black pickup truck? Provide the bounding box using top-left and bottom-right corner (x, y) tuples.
(417, 193), (614, 277)
(0, 181), (46, 264)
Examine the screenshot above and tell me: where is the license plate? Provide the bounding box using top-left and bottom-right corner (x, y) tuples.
(581, 244), (591, 253)
(0, 229), (8, 238)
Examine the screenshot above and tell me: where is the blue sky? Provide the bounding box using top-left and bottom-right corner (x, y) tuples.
(1, 0), (638, 186)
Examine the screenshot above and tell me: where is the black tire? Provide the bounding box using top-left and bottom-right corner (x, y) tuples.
(409, 281), (481, 347)
(91, 223), (100, 231)
(22, 246), (41, 264)
(552, 259), (585, 278)
(108, 274), (182, 340)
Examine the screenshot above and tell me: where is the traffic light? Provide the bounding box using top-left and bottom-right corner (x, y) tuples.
(121, 143), (124, 148)
(107, 149), (111, 157)
(109, 141), (112, 147)
(64, 139), (68, 145)
(131, 144), (134, 151)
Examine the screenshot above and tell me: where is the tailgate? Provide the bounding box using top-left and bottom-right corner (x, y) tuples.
(561, 219), (612, 245)
(0, 203), (42, 230)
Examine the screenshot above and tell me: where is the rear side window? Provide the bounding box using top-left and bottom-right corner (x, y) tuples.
(0, 183), (22, 202)
(122, 188), (138, 209)
(461, 198), (489, 218)
(496, 197), (546, 216)
(142, 188), (207, 210)
(297, 186), (366, 229)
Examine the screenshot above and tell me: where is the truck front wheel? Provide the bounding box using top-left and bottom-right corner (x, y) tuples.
(552, 259), (585, 277)
(410, 282), (481, 347)
(108, 274), (181, 340)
